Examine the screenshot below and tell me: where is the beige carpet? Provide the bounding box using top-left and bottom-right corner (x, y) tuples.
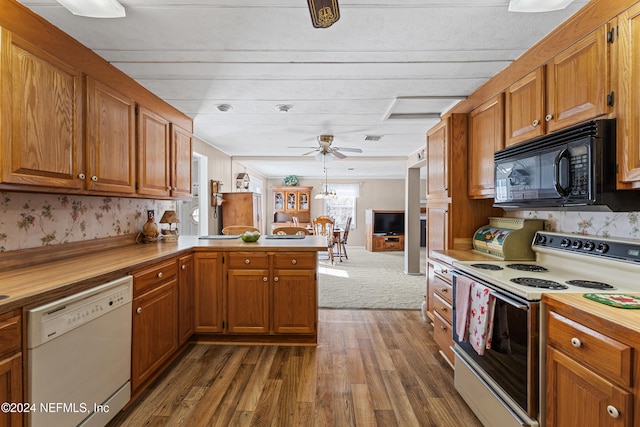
(317, 246), (426, 310)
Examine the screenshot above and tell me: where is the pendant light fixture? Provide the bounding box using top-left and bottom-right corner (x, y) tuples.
(56, 0), (126, 18)
(315, 154), (338, 199)
(307, 0), (340, 28)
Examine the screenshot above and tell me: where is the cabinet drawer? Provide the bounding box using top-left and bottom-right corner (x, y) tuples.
(228, 253), (269, 269)
(132, 259), (178, 296)
(0, 310), (21, 358)
(433, 311), (454, 366)
(433, 277), (453, 305)
(432, 293), (453, 325)
(547, 311), (632, 386)
(273, 252), (315, 269)
(383, 239), (403, 250)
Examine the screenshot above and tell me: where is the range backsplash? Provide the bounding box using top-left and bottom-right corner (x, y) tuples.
(0, 192), (175, 252)
(505, 210), (640, 240)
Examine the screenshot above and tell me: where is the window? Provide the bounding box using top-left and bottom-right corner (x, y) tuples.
(323, 184), (359, 228)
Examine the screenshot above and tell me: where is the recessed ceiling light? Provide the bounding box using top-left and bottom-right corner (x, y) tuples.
(56, 0), (126, 18)
(216, 104), (233, 112)
(508, 0), (575, 12)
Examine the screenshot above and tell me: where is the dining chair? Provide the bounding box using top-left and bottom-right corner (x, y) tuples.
(312, 216), (335, 264)
(272, 226), (310, 235)
(221, 225), (260, 235)
(335, 216), (352, 260)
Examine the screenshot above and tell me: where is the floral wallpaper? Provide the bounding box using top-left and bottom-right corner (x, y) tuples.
(0, 192), (175, 252)
(505, 210), (640, 240)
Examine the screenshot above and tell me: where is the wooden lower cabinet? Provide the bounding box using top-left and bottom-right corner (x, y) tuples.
(544, 296), (638, 427)
(427, 261), (454, 367)
(177, 254), (194, 345)
(0, 310), (22, 427)
(227, 267), (270, 334)
(273, 253), (317, 335)
(194, 252), (224, 333)
(371, 234), (404, 251)
(131, 260), (179, 393)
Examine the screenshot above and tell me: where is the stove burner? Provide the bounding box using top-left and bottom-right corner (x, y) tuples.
(470, 263), (503, 271)
(507, 264), (548, 272)
(511, 277), (568, 289)
(566, 280), (616, 290)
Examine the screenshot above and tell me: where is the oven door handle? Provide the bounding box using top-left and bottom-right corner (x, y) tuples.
(490, 291), (529, 310)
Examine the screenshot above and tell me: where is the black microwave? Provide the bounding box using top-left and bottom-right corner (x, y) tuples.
(494, 119), (639, 211)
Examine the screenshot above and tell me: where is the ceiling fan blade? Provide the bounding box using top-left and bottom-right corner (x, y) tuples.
(301, 149), (319, 156)
(334, 147), (363, 153)
(331, 150), (347, 160)
(287, 146), (317, 149)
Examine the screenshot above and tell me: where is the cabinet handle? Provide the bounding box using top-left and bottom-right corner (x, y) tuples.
(441, 269), (448, 274)
(91, 175), (98, 182)
(440, 325), (447, 331)
(607, 405), (620, 418)
(181, 264), (186, 270)
(157, 272), (163, 278)
(245, 259), (251, 264)
(274, 277), (279, 282)
(440, 287), (448, 293)
(440, 306), (447, 312)
(136, 307), (142, 314)
(263, 277), (268, 282)
(545, 114), (553, 122)
(532, 119), (539, 127)
(570, 337), (582, 348)
(78, 173), (86, 179)
(291, 259), (297, 265)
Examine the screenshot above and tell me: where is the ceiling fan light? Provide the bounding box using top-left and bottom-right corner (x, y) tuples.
(508, 0), (575, 12)
(56, 0), (125, 18)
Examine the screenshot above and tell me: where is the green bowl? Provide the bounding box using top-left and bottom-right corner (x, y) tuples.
(241, 232), (261, 242)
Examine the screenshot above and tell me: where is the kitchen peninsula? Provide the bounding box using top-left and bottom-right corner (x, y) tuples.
(0, 235), (327, 420)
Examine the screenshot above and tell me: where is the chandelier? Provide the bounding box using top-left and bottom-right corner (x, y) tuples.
(315, 154), (338, 199)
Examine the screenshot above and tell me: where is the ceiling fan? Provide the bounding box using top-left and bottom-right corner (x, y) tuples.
(290, 135), (363, 160)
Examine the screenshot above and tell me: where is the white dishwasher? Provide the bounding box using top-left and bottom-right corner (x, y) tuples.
(27, 275), (133, 427)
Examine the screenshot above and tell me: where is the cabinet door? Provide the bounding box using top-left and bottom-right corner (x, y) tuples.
(178, 254), (194, 346)
(426, 203), (448, 257)
(546, 347), (632, 427)
(171, 124), (192, 198)
(298, 191), (311, 212)
(274, 190), (285, 211)
(0, 31), (83, 190)
(0, 353), (22, 427)
(273, 269), (316, 334)
(137, 105), (171, 197)
(227, 269), (269, 334)
(426, 119), (449, 198)
(132, 280), (178, 392)
(616, 5), (640, 186)
(546, 26), (609, 133)
(194, 253), (224, 333)
(86, 77), (136, 193)
(286, 191), (298, 212)
(505, 67), (546, 146)
(468, 94), (504, 198)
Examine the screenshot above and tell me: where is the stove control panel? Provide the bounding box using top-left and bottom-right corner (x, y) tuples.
(533, 232), (640, 262)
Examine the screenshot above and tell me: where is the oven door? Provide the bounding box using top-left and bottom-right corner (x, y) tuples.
(452, 271), (539, 419)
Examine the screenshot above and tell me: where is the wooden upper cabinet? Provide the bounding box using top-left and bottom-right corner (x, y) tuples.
(136, 105), (171, 197)
(170, 124), (192, 198)
(546, 26), (610, 133)
(85, 77), (136, 194)
(505, 67), (546, 146)
(468, 94), (504, 199)
(616, 4), (640, 187)
(0, 30), (83, 190)
(426, 119), (449, 199)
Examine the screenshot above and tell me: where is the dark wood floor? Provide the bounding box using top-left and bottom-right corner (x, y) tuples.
(108, 310), (482, 426)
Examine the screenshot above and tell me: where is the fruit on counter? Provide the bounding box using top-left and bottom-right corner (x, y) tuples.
(241, 231), (261, 242)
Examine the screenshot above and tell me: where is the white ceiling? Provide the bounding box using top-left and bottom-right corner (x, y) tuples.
(18, 0), (587, 178)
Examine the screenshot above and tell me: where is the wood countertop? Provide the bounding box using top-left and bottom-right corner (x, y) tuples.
(0, 235), (328, 312)
(430, 249), (498, 266)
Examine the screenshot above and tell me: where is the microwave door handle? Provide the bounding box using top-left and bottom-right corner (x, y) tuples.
(554, 148), (572, 196)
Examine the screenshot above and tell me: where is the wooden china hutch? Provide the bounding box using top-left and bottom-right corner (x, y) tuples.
(271, 186), (313, 229)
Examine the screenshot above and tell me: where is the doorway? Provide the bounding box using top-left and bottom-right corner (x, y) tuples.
(178, 152), (208, 236)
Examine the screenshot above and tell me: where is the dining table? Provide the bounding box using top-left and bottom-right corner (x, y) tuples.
(307, 226), (345, 262)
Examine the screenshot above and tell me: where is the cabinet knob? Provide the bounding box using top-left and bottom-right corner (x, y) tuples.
(441, 288), (448, 293)
(440, 306), (447, 312)
(291, 259), (297, 265)
(245, 259), (251, 264)
(440, 325), (447, 331)
(545, 114), (553, 122)
(78, 173), (86, 179)
(532, 119), (539, 127)
(570, 337), (582, 348)
(157, 272), (163, 278)
(607, 405), (620, 418)
(136, 307), (142, 314)
(91, 175), (98, 182)
(263, 276), (268, 282)
(274, 277), (279, 282)
(181, 264), (186, 270)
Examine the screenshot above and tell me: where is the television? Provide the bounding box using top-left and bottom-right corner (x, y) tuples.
(373, 212), (405, 235)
